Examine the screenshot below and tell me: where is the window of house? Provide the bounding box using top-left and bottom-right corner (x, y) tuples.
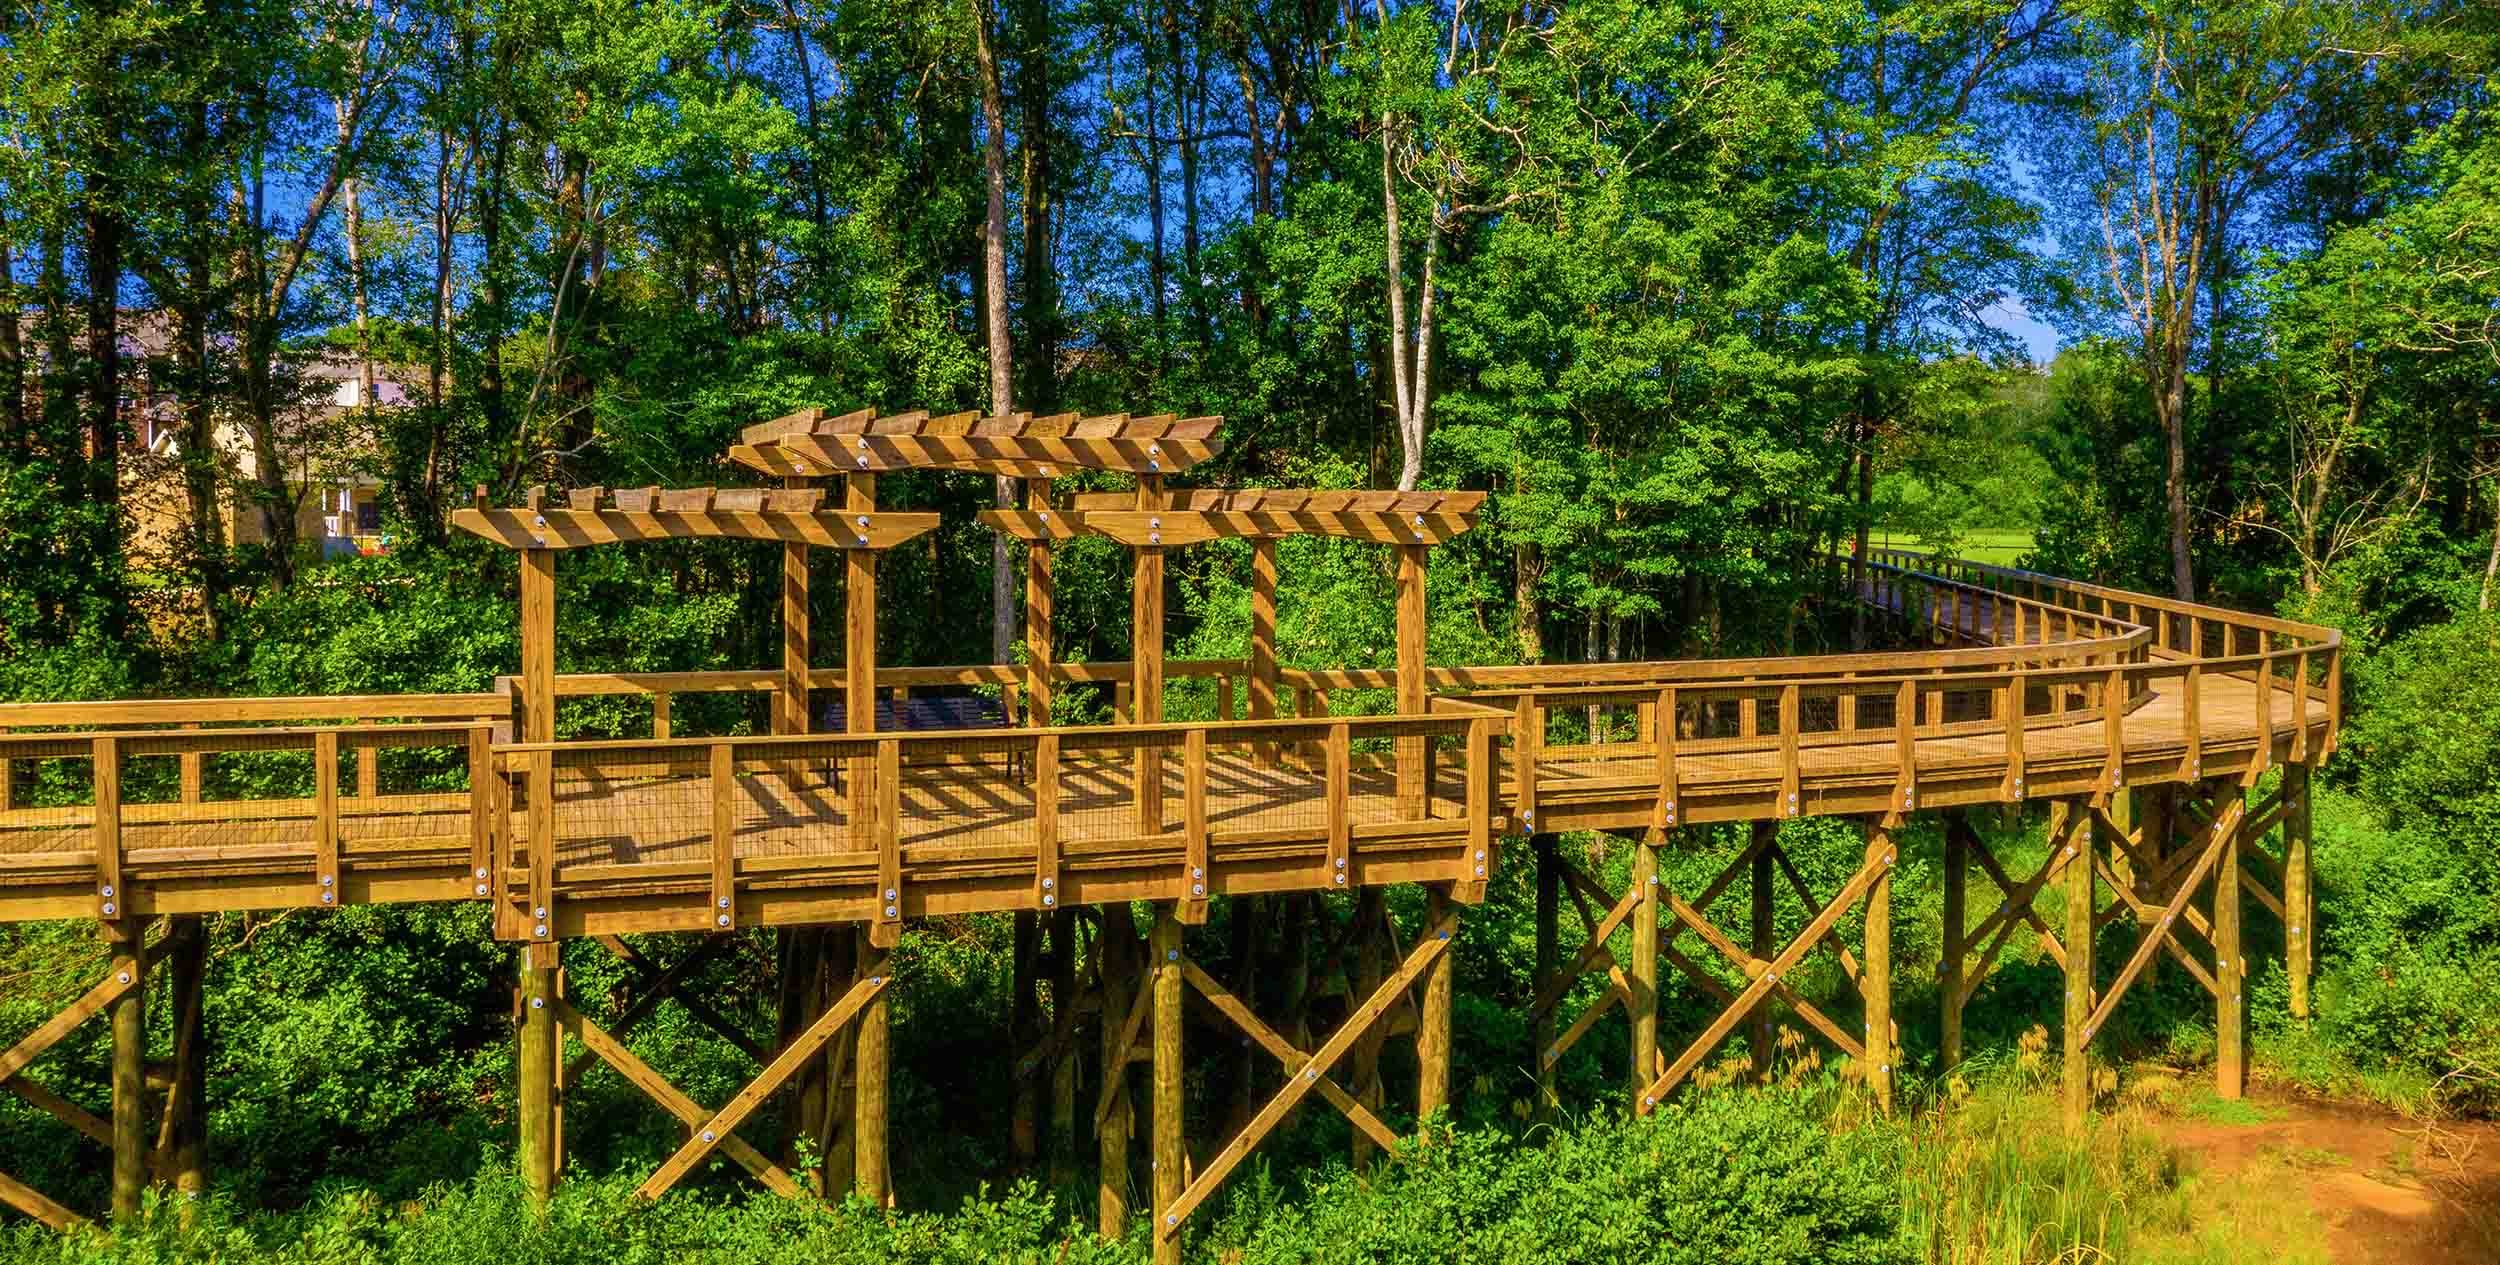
(357, 499), (382, 531)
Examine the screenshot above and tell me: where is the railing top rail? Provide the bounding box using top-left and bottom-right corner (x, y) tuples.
(1862, 550), (2341, 648)
(491, 706), (1482, 756)
(0, 693), (510, 730)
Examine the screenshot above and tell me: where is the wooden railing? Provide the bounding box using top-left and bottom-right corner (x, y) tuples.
(486, 706), (1501, 937)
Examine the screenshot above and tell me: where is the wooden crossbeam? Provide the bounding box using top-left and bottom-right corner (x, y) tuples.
(2090, 855), (2220, 997)
(1156, 908), (1456, 1241)
(555, 999), (803, 1199)
(979, 509), (1476, 546)
(1178, 960), (1399, 1152)
(634, 970), (889, 1200)
(2081, 772), (2260, 1039)
(564, 937), (752, 1085)
(1661, 888), (1865, 1062)
(1638, 828), (1893, 1111)
(0, 966), (139, 1085)
(1092, 963), (1159, 1130)
(5, 1076), (110, 1148)
(452, 507), (939, 551)
(748, 434), (1223, 478)
(0, 1167), (82, 1231)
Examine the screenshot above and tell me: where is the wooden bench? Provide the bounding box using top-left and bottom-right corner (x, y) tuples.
(813, 694), (1026, 779)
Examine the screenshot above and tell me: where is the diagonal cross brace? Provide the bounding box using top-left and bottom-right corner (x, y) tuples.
(634, 969), (889, 1200)
(1156, 908), (1457, 1241)
(1637, 827), (1894, 1112)
(556, 999), (803, 1199)
(1178, 960), (1400, 1152)
(2082, 773), (2259, 1039)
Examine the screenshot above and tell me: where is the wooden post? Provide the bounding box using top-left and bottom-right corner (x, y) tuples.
(1532, 835), (1559, 1121)
(1864, 818), (1894, 1114)
(1025, 477), (1055, 726)
(2286, 763), (2313, 1021)
(1395, 543), (1428, 817)
(162, 915), (209, 1208)
(1750, 820), (1775, 1081)
(1941, 814), (1967, 1071)
(845, 475), (878, 850)
(1049, 908), (1080, 1188)
(1630, 836), (1660, 1105)
(1348, 888), (1387, 1169)
(108, 939), (145, 1221)
(1417, 884), (1454, 1129)
(853, 928), (892, 1205)
(1134, 475), (1166, 832)
(2060, 801), (2094, 1131)
(1012, 912), (1041, 1168)
(517, 942), (560, 1203)
(1150, 911), (1184, 1265)
(777, 480), (811, 738)
(2215, 788), (2245, 1099)
(520, 549), (556, 745)
(1249, 538), (1278, 764)
(1097, 904), (1136, 1238)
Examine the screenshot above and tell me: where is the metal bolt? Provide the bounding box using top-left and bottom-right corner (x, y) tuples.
(1150, 517), (1162, 528)
(702, 1130), (716, 1143)
(1334, 874), (1347, 885)
(717, 896), (731, 910)
(869, 976), (884, 986)
(856, 455), (868, 468)
(532, 535), (545, 546)
(535, 906), (547, 919)
(1193, 883), (1205, 895)
(1043, 894), (1057, 907)
(117, 971), (130, 984)
(530, 998), (544, 1010)
(1334, 858), (1346, 869)
(1474, 849), (1486, 861)
(1475, 866), (1487, 876)
(857, 515), (869, 528)
(1041, 877), (1055, 890)
(476, 867), (489, 880)
(322, 892), (336, 905)
(322, 874), (335, 888)
(101, 902), (116, 916)
(532, 514), (545, 527)
(885, 905), (898, 917)
(534, 924), (547, 937)
(1150, 459), (1161, 471)
(475, 884), (489, 896)
(1191, 866), (1203, 878)
(717, 914), (731, 928)
(885, 887), (898, 900)
(100, 884), (114, 898)
(1166, 949), (1179, 962)
(857, 438), (868, 449)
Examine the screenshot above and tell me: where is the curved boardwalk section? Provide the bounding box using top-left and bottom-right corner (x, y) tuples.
(0, 410), (2337, 1249)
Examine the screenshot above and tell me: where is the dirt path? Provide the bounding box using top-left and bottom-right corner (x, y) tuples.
(2159, 1090), (2500, 1265)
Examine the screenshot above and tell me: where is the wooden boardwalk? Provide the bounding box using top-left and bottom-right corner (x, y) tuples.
(0, 546), (2340, 1241)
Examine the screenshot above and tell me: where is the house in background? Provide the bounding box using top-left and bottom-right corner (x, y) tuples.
(122, 314), (412, 570)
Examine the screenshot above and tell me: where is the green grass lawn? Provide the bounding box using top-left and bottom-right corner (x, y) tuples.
(1873, 527), (2036, 568)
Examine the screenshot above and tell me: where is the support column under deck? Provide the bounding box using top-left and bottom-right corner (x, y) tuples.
(516, 942), (560, 1203)
(2059, 801), (2095, 1132)
(1150, 911), (1184, 1265)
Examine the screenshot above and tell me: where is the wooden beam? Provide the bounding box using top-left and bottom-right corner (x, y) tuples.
(453, 508), (941, 551)
(1150, 912), (1184, 1265)
(1180, 959), (1398, 1150)
(1395, 543), (1429, 818)
(517, 945), (560, 1201)
(1074, 510), (1474, 547)
(636, 967), (888, 1200)
(1864, 819), (1894, 1113)
(556, 999), (803, 1198)
(752, 434), (1223, 478)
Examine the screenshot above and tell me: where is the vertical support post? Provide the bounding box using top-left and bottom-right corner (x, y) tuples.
(1532, 835), (1559, 1122)
(2285, 763), (2313, 1021)
(520, 548), (556, 745)
(517, 941), (560, 1203)
(1750, 820), (1776, 1081)
(1248, 538), (1278, 765)
(1025, 477), (1055, 726)
(2215, 791), (2245, 1099)
(1134, 475), (1166, 832)
(845, 474), (878, 847)
(1348, 888), (1386, 1170)
(1149, 911), (1184, 1265)
(108, 937), (145, 1221)
(853, 927), (892, 1206)
(1097, 904), (1136, 1238)
(162, 914), (209, 1210)
(1629, 835), (1660, 1104)
(1049, 908), (1080, 1188)
(2059, 800), (2094, 1131)
(1864, 818), (1894, 1114)
(1418, 885), (1454, 1131)
(1011, 911), (1041, 1167)
(777, 497), (811, 738)
(1941, 814), (1967, 1071)
(1395, 543), (1428, 818)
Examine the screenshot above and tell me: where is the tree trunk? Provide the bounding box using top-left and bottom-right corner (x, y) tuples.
(973, 0), (1017, 665)
(84, 164), (128, 640)
(2481, 477), (2499, 613)
(0, 215), (20, 454)
(1017, 0), (1057, 413)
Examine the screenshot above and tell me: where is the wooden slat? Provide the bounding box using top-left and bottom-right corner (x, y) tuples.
(558, 999), (802, 1197)
(314, 730), (340, 905)
(1180, 729), (1209, 922)
(0, 967), (138, 1084)
(1179, 960), (1397, 1151)
(710, 743), (735, 929)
